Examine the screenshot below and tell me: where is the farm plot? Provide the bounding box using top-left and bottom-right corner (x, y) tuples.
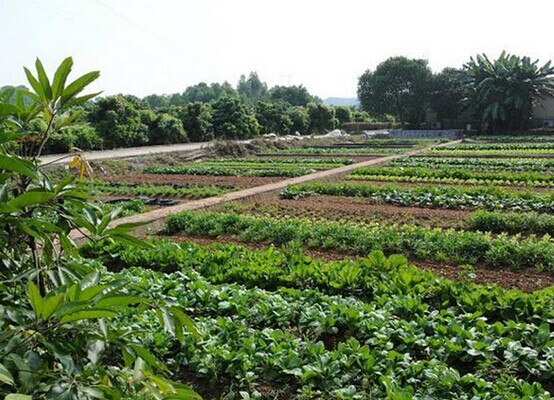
(143, 157), (355, 177)
(427, 142), (554, 157)
(83, 239), (554, 399)
(71, 137), (554, 399)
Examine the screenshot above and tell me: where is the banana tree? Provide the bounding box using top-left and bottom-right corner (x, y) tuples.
(465, 51), (554, 133)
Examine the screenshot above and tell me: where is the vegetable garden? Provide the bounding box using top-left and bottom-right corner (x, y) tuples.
(3, 58), (554, 399)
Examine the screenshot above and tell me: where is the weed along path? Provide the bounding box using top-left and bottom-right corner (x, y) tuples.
(69, 139), (462, 240)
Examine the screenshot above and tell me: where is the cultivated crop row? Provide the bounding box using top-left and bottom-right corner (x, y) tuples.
(144, 165), (315, 177)
(281, 182), (554, 213)
(164, 210), (554, 270)
(88, 180), (229, 199)
(391, 157), (554, 173)
(84, 240), (554, 399)
(347, 166), (554, 187)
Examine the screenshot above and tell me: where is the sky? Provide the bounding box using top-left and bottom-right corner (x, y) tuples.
(2, 0), (554, 99)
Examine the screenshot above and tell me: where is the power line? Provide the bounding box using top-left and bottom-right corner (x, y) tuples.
(88, 0), (164, 43)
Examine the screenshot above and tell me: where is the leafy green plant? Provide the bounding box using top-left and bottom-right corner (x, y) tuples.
(164, 210), (554, 271)
(0, 58), (198, 399)
(281, 181), (554, 213)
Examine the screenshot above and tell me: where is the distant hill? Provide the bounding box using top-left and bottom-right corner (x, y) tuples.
(323, 97), (360, 107)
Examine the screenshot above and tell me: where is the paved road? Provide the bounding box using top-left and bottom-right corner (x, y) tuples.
(39, 141), (212, 165)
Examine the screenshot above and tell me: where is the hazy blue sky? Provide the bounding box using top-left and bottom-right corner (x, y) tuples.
(2, 0), (554, 98)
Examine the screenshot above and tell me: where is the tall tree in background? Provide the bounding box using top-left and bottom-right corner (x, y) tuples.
(212, 96), (260, 139)
(357, 56), (433, 127)
(307, 103), (337, 133)
(465, 52), (554, 132)
(269, 85), (318, 106)
(237, 72), (268, 104)
(172, 102), (214, 142)
(429, 68), (468, 121)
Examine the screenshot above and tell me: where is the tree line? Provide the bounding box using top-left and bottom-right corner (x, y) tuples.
(4, 51), (554, 155)
(358, 52), (554, 133)
(7, 73), (382, 154)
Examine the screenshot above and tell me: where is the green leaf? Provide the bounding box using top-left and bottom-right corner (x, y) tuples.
(41, 293), (65, 320)
(0, 362), (14, 386)
(61, 71), (100, 104)
(5, 395), (33, 400)
(51, 57), (73, 100)
(24, 66), (45, 100)
(128, 344), (168, 373)
(35, 58), (52, 100)
(8, 191), (55, 209)
(27, 281), (43, 317)
(0, 154), (37, 178)
(60, 309), (119, 323)
(95, 295), (145, 308)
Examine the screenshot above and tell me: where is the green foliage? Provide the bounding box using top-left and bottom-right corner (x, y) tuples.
(255, 100), (293, 134)
(88, 95), (150, 148)
(429, 67), (468, 120)
(286, 106), (310, 134)
(88, 180), (229, 198)
(465, 52), (554, 132)
(0, 57), (197, 399)
(334, 106), (353, 125)
(211, 96), (260, 139)
(348, 165), (554, 187)
(391, 156), (554, 173)
(84, 240), (554, 398)
(269, 85), (319, 106)
(172, 102), (214, 142)
(164, 210), (554, 271)
(282, 181), (554, 213)
(148, 112), (188, 145)
(307, 103), (337, 133)
(144, 164), (315, 177)
(237, 72), (268, 104)
(469, 210), (554, 236)
(357, 56), (433, 126)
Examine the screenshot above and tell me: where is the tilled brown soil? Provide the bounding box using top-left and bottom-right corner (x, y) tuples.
(215, 195), (472, 229)
(104, 173), (284, 188)
(163, 234), (554, 292)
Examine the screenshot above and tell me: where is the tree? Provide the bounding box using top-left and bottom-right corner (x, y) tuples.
(334, 106), (353, 125)
(429, 68), (468, 121)
(181, 82), (236, 103)
(255, 101), (293, 134)
(357, 56), (433, 127)
(0, 57), (198, 399)
(144, 93), (171, 109)
(269, 85), (318, 106)
(149, 112), (188, 144)
(286, 106), (310, 134)
(237, 72), (268, 104)
(212, 96), (260, 139)
(88, 95), (150, 148)
(307, 103), (337, 133)
(172, 102), (214, 142)
(465, 52), (554, 132)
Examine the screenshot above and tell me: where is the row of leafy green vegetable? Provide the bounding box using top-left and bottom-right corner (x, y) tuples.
(86, 180), (229, 198)
(347, 166), (554, 187)
(281, 181), (554, 213)
(391, 157), (554, 173)
(84, 240), (554, 399)
(143, 165), (315, 177)
(163, 210), (554, 271)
